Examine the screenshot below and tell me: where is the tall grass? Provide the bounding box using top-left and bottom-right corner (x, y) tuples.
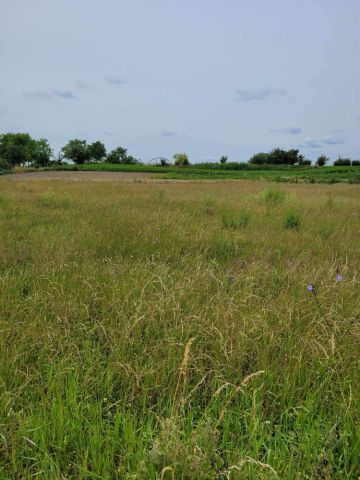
(0, 178), (359, 478)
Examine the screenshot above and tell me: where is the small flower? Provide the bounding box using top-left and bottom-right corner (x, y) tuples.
(336, 274), (343, 282)
(307, 284), (315, 293)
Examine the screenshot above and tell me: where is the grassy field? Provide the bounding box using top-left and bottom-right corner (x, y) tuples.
(0, 178), (359, 478)
(24, 162), (360, 184)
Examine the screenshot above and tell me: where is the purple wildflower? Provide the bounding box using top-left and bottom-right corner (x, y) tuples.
(307, 284), (315, 293)
(336, 274), (343, 282)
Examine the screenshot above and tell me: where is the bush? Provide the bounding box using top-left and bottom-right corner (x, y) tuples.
(284, 211), (301, 230)
(352, 160), (360, 166)
(261, 186), (285, 205)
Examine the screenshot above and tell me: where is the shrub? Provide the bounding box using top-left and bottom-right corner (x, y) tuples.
(352, 160), (360, 166)
(261, 186), (285, 205)
(284, 211), (301, 230)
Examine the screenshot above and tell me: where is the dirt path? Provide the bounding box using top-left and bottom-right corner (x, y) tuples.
(1, 171), (155, 182)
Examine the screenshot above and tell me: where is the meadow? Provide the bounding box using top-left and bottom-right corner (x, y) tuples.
(0, 177), (359, 478)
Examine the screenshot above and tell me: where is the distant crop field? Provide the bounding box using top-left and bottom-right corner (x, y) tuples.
(0, 178), (359, 478)
(23, 162), (360, 184)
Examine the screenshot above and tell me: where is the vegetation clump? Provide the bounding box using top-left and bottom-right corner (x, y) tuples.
(284, 210), (301, 230)
(261, 186), (285, 205)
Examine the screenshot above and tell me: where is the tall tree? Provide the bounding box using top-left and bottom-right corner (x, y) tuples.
(31, 138), (53, 167)
(88, 141), (106, 162)
(0, 132), (34, 167)
(173, 153), (190, 166)
(61, 139), (90, 164)
(316, 155), (329, 167)
(105, 147), (128, 164)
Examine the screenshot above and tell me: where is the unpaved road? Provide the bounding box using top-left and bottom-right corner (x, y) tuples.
(1, 171), (154, 182)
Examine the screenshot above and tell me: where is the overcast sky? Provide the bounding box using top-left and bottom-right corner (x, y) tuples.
(1, 0), (359, 162)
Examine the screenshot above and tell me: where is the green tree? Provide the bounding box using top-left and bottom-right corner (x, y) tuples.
(173, 153), (190, 166)
(125, 155), (139, 165)
(31, 138), (53, 167)
(249, 149), (303, 166)
(285, 149), (301, 166)
(316, 155), (329, 167)
(89, 141), (106, 162)
(105, 146), (128, 164)
(334, 157), (351, 166)
(0, 132), (34, 167)
(268, 148), (287, 165)
(249, 152), (270, 165)
(61, 139), (90, 164)
(220, 155), (228, 164)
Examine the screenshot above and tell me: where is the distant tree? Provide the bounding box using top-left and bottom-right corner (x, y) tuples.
(249, 149), (303, 166)
(31, 138), (53, 167)
(160, 158), (170, 166)
(301, 159), (312, 166)
(268, 148), (301, 165)
(125, 155), (139, 165)
(286, 149), (301, 166)
(106, 146), (128, 164)
(62, 139), (90, 164)
(173, 152), (190, 166)
(220, 155), (228, 164)
(249, 152), (270, 165)
(268, 148), (287, 165)
(88, 141), (106, 162)
(0, 132), (34, 167)
(334, 157), (351, 166)
(316, 155), (329, 167)
(352, 160), (360, 166)
(297, 155), (306, 165)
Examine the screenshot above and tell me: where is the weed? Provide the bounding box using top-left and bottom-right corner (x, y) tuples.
(221, 209), (251, 229)
(284, 210), (301, 230)
(261, 186), (285, 205)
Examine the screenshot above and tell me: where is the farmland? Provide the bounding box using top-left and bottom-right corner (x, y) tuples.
(13, 162), (360, 184)
(0, 176), (359, 478)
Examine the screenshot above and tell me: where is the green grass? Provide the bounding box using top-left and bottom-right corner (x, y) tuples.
(0, 179), (359, 478)
(24, 162), (360, 184)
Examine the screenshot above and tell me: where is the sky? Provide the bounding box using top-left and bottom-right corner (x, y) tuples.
(1, 0), (359, 163)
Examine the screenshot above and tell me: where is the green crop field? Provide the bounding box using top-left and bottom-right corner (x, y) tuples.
(21, 162), (360, 184)
(0, 177), (359, 478)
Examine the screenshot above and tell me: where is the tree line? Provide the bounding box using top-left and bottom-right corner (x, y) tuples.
(0, 132), (358, 169)
(0, 133), (139, 168)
